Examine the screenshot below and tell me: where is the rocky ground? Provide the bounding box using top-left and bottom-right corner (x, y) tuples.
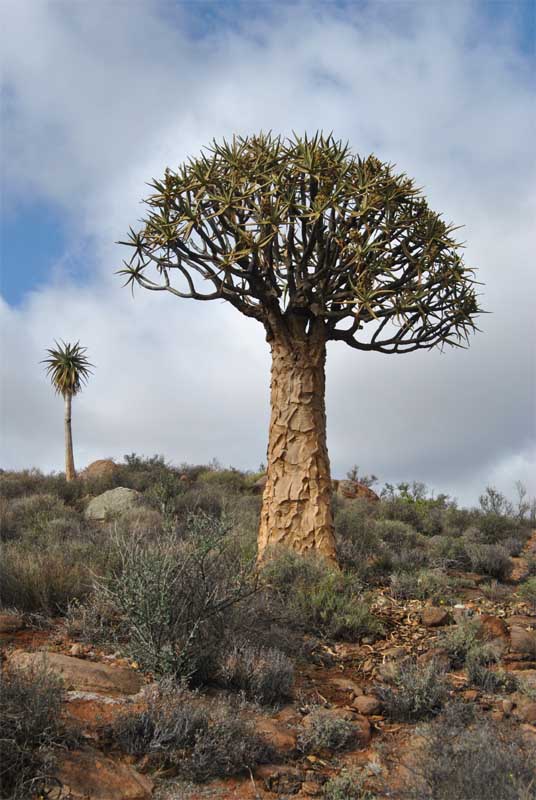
(2, 530), (535, 800)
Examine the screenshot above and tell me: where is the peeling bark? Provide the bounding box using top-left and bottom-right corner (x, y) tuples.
(258, 323), (337, 562)
(64, 393), (76, 482)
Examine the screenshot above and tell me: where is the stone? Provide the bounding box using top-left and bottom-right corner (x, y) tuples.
(502, 699), (514, 715)
(329, 676), (363, 696)
(70, 643), (85, 657)
(334, 480), (380, 502)
(84, 487), (141, 521)
(7, 651), (142, 695)
(0, 612), (24, 633)
(352, 695), (381, 715)
(83, 459), (119, 481)
(462, 689), (479, 702)
(353, 713), (372, 747)
(514, 702), (536, 724)
(421, 607), (450, 627)
(56, 750), (153, 799)
(478, 614), (509, 643)
(255, 764), (303, 795)
(510, 626), (536, 656)
(254, 717), (297, 753)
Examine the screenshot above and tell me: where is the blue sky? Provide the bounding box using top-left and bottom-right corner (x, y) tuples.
(0, 0), (534, 505)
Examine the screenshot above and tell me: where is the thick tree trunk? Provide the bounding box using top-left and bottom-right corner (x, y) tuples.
(258, 323), (337, 563)
(64, 393), (76, 482)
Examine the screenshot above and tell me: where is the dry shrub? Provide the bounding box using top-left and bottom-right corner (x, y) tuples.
(218, 643), (293, 705)
(375, 659), (448, 722)
(412, 702), (536, 800)
(110, 681), (273, 782)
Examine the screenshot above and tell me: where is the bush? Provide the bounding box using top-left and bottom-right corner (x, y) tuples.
(519, 577), (536, 610)
(323, 768), (376, 800)
(375, 659), (448, 722)
(294, 574), (381, 640)
(428, 535), (471, 571)
(298, 709), (357, 753)
(0, 667), (73, 799)
(96, 512), (257, 681)
(413, 703), (536, 799)
(390, 569), (459, 602)
(110, 682), (272, 782)
(334, 503), (380, 572)
(441, 619), (484, 668)
(218, 643), (293, 705)
(0, 493), (78, 542)
(0, 541), (95, 614)
(479, 580), (511, 602)
(465, 647), (518, 693)
(465, 543), (512, 580)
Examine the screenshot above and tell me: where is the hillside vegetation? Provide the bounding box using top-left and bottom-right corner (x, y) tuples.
(1, 456), (535, 799)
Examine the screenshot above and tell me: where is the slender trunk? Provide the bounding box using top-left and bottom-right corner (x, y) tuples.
(64, 393), (76, 481)
(258, 323), (337, 563)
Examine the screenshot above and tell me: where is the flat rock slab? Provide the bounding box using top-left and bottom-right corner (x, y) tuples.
(56, 750), (153, 799)
(7, 650), (142, 695)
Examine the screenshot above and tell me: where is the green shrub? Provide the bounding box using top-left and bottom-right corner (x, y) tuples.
(376, 659), (448, 722)
(323, 769), (377, 800)
(441, 619), (484, 668)
(111, 682), (272, 781)
(390, 569), (458, 602)
(0, 542), (96, 613)
(428, 535), (471, 571)
(519, 577), (536, 610)
(281, 567), (382, 641)
(298, 710), (357, 753)
(0, 667), (74, 799)
(96, 513), (257, 681)
(465, 647), (518, 693)
(218, 643), (293, 705)
(479, 580), (511, 602)
(0, 493), (78, 543)
(465, 543), (512, 580)
(334, 502), (380, 573)
(414, 703), (536, 799)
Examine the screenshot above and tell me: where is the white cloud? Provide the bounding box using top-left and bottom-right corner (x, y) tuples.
(1, 0), (534, 507)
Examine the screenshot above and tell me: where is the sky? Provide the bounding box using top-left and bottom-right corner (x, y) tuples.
(0, 0), (534, 508)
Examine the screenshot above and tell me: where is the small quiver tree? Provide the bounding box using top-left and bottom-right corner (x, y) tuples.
(43, 340), (93, 481)
(119, 133), (481, 563)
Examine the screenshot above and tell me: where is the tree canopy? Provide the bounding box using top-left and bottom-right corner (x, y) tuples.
(42, 341), (93, 397)
(119, 132), (480, 352)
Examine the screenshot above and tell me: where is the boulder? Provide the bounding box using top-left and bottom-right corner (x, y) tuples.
(84, 487), (141, 521)
(514, 701), (536, 724)
(478, 614), (509, 644)
(254, 716), (297, 753)
(352, 694), (381, 715)
(510, 626), (536, 656)
(7, 651), (142, 696)
(83, 459), (119, 481)
(255, 764), (304, 795)
(334, 480), (380, 502)
(421, 607), (450, 627)
(56, 750), (153, 800)
(0, 612), (24, 634)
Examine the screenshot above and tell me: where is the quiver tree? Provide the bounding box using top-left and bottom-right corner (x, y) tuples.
(120, 132), (481, 562)
(43, 340), (93, 481)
